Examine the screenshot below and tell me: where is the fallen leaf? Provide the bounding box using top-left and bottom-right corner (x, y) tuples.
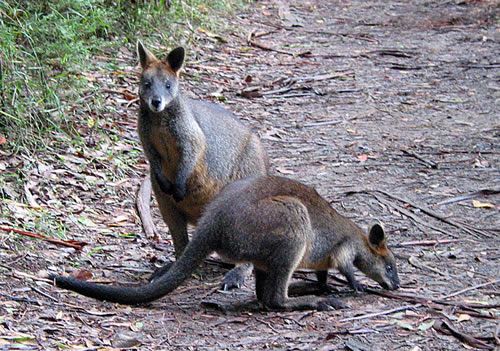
(457, 314), (471, 322)
(0, 135), (6, 145)
(357, 154), (368, 162)
(393, 320), (414, 330)
(71, 269), (93, 281)
(418, 320), (434, 331)
(472, 200), (494, 209)
(112, 332), (141, 348)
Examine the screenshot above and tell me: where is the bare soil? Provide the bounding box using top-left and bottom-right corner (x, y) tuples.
(1, 1), (499, 350)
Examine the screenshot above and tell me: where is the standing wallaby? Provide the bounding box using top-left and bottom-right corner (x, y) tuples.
(136, 41), (269, 289)
(50, 176), (400, 311)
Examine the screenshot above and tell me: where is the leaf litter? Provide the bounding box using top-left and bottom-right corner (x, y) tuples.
(0, 0), (499, 349)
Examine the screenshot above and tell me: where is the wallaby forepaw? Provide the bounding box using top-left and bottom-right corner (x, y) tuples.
(172, 184), (187, 202)
(155, 173), (174, 195)
(350, 282), (367, 293)
(317, 296), (348, 311)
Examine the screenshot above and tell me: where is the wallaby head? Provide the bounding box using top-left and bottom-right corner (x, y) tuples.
(136, 40), (185, 113)
(354, 222), (400, 290)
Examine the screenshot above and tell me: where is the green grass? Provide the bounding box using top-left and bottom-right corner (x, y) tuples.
(0, 0), (246, 152)
(0, 0), (246, 239)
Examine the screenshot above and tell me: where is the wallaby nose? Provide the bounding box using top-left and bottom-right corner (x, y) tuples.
(151, 98), (161, 108)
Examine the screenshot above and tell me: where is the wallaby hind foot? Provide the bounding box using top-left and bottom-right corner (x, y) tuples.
(221, 263), (253, 290)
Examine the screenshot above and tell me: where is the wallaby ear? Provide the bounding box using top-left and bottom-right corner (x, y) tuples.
(166, 47), (185, 73)
(137, 40), (157, 69)
(368, 222), (387, 249)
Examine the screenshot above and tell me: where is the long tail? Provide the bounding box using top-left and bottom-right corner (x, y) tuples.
(49, 229), (214, 305)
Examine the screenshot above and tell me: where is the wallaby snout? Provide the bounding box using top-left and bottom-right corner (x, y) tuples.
(150, 96), (164, 112)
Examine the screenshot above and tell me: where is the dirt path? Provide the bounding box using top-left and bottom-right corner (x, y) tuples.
(1, 1), (498, 350)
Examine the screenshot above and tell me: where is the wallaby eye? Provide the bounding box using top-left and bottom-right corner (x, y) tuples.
(143, 81), (151, 88)
(386, 264), (393, 272)
(165, 82), (171, 89)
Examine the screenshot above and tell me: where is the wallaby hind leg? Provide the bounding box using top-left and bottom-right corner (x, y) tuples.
(254, 268), (268, 301)
(222, 263), (253, 290)
(151, 175), (189, 257)
(262, 269), (346, 311)
(260, 239), (345, 311)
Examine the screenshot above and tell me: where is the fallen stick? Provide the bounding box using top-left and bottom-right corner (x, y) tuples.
(436, 188), (500, 206)
(0, 225), (87, 250)
(136, 175), (159, 241)
(246, 31), (310, 57)
(433, 319), (495, 350)
(331, 276), (499, 313)
(396, 239), (462, 247)
(402, 149), (438, 169)
(375, 189), (493, 238)
(370, 192), (459, 238)
(346, 188), (493, 238)
(440, 279), (500, 300)
(338, 304), (418, 323)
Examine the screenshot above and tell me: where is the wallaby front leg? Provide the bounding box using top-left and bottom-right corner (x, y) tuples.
(151, 162), (174, 195)
(339, 265), (365, 292)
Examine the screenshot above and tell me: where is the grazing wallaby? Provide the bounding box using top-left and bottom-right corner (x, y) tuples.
(50, 176), (400, 311)
(136, 41), (269, 288)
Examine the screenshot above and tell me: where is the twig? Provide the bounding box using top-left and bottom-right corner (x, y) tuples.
(402, 149), (438, 169)
(302, 120), (343, 128)
(440, 279), (500, 300)
(126, 97), (140, 108)
(338, 304), (418, 323)
(0, 292), (41, 305)
(436, 188), (500, 206)
(136, 175), (159, 241)
(346, 188), (493, 238)
(255, 317), (280, 333)
(433, 319), (495, 350)
(408, 256), (448, 276)
(495, 324), (500, 345)
(31, 286), (58, 302)
(246, 31), (309, 57)
(375, 189), (493, 238)
(0, 225), (88, 250)
(326, 325), (394, 339)
(0, 263), (53, 283)
(332, 276), (499, 313)
(370, 192), (459, 238)
(395, 239), (462, 247)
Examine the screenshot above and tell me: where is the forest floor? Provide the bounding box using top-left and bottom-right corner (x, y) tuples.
(1, 0), (499, 350)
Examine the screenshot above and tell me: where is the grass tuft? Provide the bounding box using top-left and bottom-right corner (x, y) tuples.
(0, 0), (245, 152)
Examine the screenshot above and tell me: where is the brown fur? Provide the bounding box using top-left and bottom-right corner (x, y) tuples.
(136, 42), (269, 288)
(50, 176), (400, 311)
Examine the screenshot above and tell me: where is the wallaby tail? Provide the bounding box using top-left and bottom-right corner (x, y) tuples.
(49, 228), (214, 305)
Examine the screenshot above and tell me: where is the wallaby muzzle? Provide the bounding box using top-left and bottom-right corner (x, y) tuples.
(149, 96), (166, 112)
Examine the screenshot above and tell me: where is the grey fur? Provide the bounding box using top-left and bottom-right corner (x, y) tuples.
(50, 176), (400, 311)
(136, 42), (269, 288)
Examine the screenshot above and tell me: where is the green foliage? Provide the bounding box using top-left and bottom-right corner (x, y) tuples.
(0, 0), (244, 152)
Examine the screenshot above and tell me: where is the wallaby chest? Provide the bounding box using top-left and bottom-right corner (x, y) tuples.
(149, 126), (181, 181)
(145, 117), (223, 221)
